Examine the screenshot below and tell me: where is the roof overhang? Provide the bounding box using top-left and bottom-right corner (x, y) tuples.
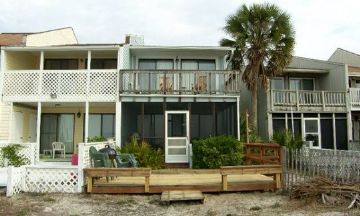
(284, 68), (329, 74)
(2, 44), (120, 51)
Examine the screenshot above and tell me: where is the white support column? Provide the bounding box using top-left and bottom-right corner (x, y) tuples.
(40, 51), (44, 70)
(347, 111), (352, 148)
(267, 113), (273, 139)
(86, 51), (91, 96)
(38, 51), (44, 95)
(236, 97), (240, 141)
(116, 101), (122, 147)
(85, 102), (89, 143)
(36, 102), (41, 162)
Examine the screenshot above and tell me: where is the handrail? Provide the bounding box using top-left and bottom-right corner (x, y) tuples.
(271, 89), (347, 110)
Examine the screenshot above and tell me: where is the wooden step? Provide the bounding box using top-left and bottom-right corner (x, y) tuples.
(161, 190), (204, 204)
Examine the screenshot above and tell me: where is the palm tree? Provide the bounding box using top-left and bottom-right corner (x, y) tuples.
(220, 3), (295, 132)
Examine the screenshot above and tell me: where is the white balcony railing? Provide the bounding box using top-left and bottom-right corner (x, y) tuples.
(119, 70), (241, 95)
(2, 70), (118, 102)
(271, 90), (347, 111)
(350, 88), (360, 108)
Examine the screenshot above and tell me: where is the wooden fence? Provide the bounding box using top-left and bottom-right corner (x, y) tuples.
(282, 147), (360, 191)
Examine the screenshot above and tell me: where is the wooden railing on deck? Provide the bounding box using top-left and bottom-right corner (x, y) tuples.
(244, 143), (282, 165)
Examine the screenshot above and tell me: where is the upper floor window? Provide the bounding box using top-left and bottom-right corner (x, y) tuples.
(44, 59), (78, 70)
(181, 59), (216, 70)
(289, 78), (314, 90)
(270, 78), (284, 90)
(86, 59), (117, 69)
(138, 59), (174, 70)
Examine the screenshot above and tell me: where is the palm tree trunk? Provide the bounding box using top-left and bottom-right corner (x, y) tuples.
(251, 84), (258, 132)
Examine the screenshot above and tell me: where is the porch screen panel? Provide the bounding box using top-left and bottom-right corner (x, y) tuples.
(320, 119), (334, 149)
(58, 114), (74, 153)
(335, 119), (348, 150)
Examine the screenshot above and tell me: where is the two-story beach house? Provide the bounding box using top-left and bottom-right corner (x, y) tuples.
(241, 56), (350, 150)
(0, 33), (240, 165)
(0, 27), (78, 142)
(329, 48), (360, 150)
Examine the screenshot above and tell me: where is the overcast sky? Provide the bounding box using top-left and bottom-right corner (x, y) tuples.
(1, 0), (359, 60)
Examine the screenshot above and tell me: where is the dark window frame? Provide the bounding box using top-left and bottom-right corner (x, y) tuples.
(44, 59), (79, 70)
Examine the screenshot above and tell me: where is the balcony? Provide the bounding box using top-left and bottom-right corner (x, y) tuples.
(270, 90), (347, 112)
(119, 70), (240, 95)
(2, 70), (118, 102)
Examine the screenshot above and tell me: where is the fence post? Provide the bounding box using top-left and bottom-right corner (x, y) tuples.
(6, 166), (13, 197)
(77, 143), (85, 193)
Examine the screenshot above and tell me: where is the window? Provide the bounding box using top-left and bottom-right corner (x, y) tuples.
(44, 59), (78, 70)
(181, 59), (216, 70)
(86, 59), (117, 69)
(270, 78), (284, 90)
(289, 78), (314, 90)
(304, 118), (320, 148)
(88, 114), (115, 139)
(138, 59), (174, 70)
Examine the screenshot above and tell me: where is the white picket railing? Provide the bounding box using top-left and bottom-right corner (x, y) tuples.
(282, 147), (360, 191)
(2, 69), (118, 102)
(271, 90), (347, 111)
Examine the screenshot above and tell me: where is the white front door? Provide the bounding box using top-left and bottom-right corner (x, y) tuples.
(165, 111), (189, 163)
(303, 118), (321, 149)
(28, 113), (37, 142)
(13, 111), (24, 143)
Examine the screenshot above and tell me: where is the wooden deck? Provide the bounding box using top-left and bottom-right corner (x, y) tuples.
(84, 165), (281, 194)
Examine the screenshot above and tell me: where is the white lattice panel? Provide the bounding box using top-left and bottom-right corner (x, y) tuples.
(24, 166), (78, 193)
(0, 143), (36, 166)
(2, 70), (118, 102)
(89, 70), (118, 101)
(42, 70), (87, 99)
(6, 166), (25, 196)
(2, 71), (40, 100)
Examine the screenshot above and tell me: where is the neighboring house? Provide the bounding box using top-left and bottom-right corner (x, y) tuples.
(329, 48), (360, 150)
(0, 27), (78, 142)
(0, 34), (239, 165)
(241, 56), (349, 150)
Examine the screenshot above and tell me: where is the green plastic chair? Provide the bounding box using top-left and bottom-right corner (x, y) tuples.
(89, 146), (112, 168)
(115, 154), (138, 168)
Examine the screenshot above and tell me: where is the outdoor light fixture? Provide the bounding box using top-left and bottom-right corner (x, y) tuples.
(50, 93), (57, 99)
(77, 112), (81, 118)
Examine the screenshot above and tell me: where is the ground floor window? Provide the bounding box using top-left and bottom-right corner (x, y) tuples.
(40, 114), (74, 153)
(88, 114), (115, 140)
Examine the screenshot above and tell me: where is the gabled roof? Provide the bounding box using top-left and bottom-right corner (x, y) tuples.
(328, 48), (360, 67)
(0, 27), (78, 47)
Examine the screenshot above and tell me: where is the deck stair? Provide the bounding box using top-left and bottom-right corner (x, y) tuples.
(161, 190), (204, 204)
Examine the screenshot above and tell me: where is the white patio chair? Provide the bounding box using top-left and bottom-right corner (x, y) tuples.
(52, 142), (66, 159)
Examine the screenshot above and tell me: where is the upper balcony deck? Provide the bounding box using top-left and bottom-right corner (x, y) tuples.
(1, 69), (240, 102)
(270, 89), (347, 112)
(119, 70), (241, 96)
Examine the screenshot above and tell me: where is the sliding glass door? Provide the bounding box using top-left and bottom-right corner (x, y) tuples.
(40, 114), (74, 154)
